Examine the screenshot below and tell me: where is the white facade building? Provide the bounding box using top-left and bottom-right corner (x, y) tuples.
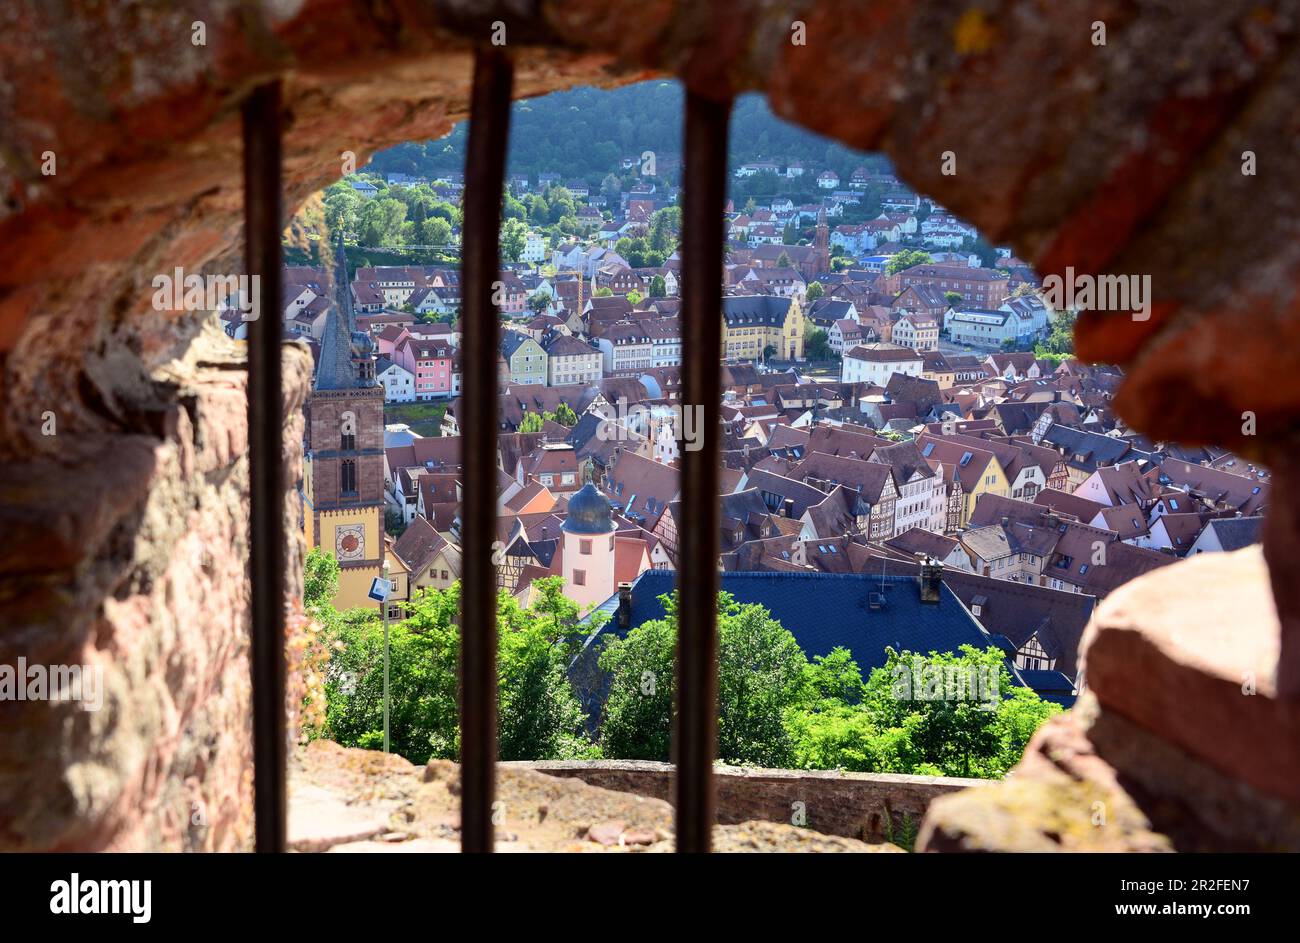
(840, 343), (925, 386)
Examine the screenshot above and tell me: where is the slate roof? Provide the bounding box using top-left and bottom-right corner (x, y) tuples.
(315, 232), (369, 391)
(1041, 425), (1153, 471)
(850, 557), (1097, 681)
(1198, 515), (1264, 552)
(722, 295), (795, 327)
(579, 570), (1009, 683)
(1017, 669), (1079, 708)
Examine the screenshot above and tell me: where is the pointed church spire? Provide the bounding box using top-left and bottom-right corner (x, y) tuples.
(333, 228), (355, 333)
(316, 229), (362, 391)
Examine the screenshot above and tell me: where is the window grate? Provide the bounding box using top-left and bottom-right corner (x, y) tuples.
(458, 48), (515, 854)
(242, 81), (288, 853)
(674, 90), (732, 853)
(241, 56), (732, 855)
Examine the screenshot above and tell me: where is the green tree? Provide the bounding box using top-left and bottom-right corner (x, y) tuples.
(527, 194), (550, 225)
(648, 274), (667, 298)
(321, 578), (602, 764)
(599, 591), (809, 766)
(500, 218), (527, 262)
(545, 187), (576, 224)
(944, 291), (963, 307)
(805, 326), (832, 360)
(648, 207), (681, 254)
(1035, 308), (1077, 361)
(323, 185), (362, 239)
(884, 249), (934, 276)
(324, 593), (460, 762)
(503, 194), (527, 221)
(526, 291), (551, 315)
(600, 596), (1061, 778)
(860, 646), (1060, 778)
(357, 197), (407, 247)
(304, 547), (339, 614)
(805, 281), (824, 302)
(518, 411), (544, 433)
(552, 402), (579, 426)
(625, 290), (643, 305)
(426, 217), (452, 247)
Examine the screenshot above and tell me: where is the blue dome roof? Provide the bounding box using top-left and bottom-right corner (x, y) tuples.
(563, 482), (614, 534)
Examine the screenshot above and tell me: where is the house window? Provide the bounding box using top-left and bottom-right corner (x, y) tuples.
(580, 539), (592, 555)
(341, 432), (356, 451)
(573, 569), (586, 586)
(340, 460), (357, 493)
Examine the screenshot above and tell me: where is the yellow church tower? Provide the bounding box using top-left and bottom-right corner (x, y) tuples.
(301, 231), (386, 609)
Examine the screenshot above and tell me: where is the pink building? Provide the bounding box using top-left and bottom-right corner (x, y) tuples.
(395, 336), (456, 399)
(498, 272), (528, 314)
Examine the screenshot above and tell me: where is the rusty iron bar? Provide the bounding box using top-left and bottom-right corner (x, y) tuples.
(459, 48), (514, 853)
(242, 81), (287, 853)
(675, 89), (732, 853)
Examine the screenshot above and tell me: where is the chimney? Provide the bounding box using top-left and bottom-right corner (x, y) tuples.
(617, 582), (633, 629)
(918, 554), (943, 604)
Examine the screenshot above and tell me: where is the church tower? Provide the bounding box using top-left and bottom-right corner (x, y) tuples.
(301, 231), (386, 609)
(813, 206), (830, 277)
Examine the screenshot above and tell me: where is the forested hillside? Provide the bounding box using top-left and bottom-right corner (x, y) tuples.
(367, 82), (888, 186)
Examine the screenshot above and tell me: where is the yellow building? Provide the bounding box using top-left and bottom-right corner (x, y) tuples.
(918, 434), (1010, 528)
(301, 233), (387, 610)
(959, 454), (1010, 526)
(722, 295), (804, 361)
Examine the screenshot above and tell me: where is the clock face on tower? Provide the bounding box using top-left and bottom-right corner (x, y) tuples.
(335, 524), (365, 561)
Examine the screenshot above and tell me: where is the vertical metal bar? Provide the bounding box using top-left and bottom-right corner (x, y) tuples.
(675, 89), (731, 853)
(242, 81), (286, 853)
(459, 48), (513, 853)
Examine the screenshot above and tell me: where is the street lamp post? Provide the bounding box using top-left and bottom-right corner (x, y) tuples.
(381, 560), (391, 755)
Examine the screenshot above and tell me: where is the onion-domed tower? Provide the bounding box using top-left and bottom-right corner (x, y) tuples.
(561, 464), (616, 608)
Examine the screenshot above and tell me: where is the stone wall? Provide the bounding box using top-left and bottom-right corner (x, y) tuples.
(919, 547), (1300, 852)
(0, 328), (311, 851)
(505, 760), (983, 842)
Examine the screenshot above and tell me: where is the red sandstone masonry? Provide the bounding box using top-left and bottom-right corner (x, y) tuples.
(504, 760), (983, 842)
